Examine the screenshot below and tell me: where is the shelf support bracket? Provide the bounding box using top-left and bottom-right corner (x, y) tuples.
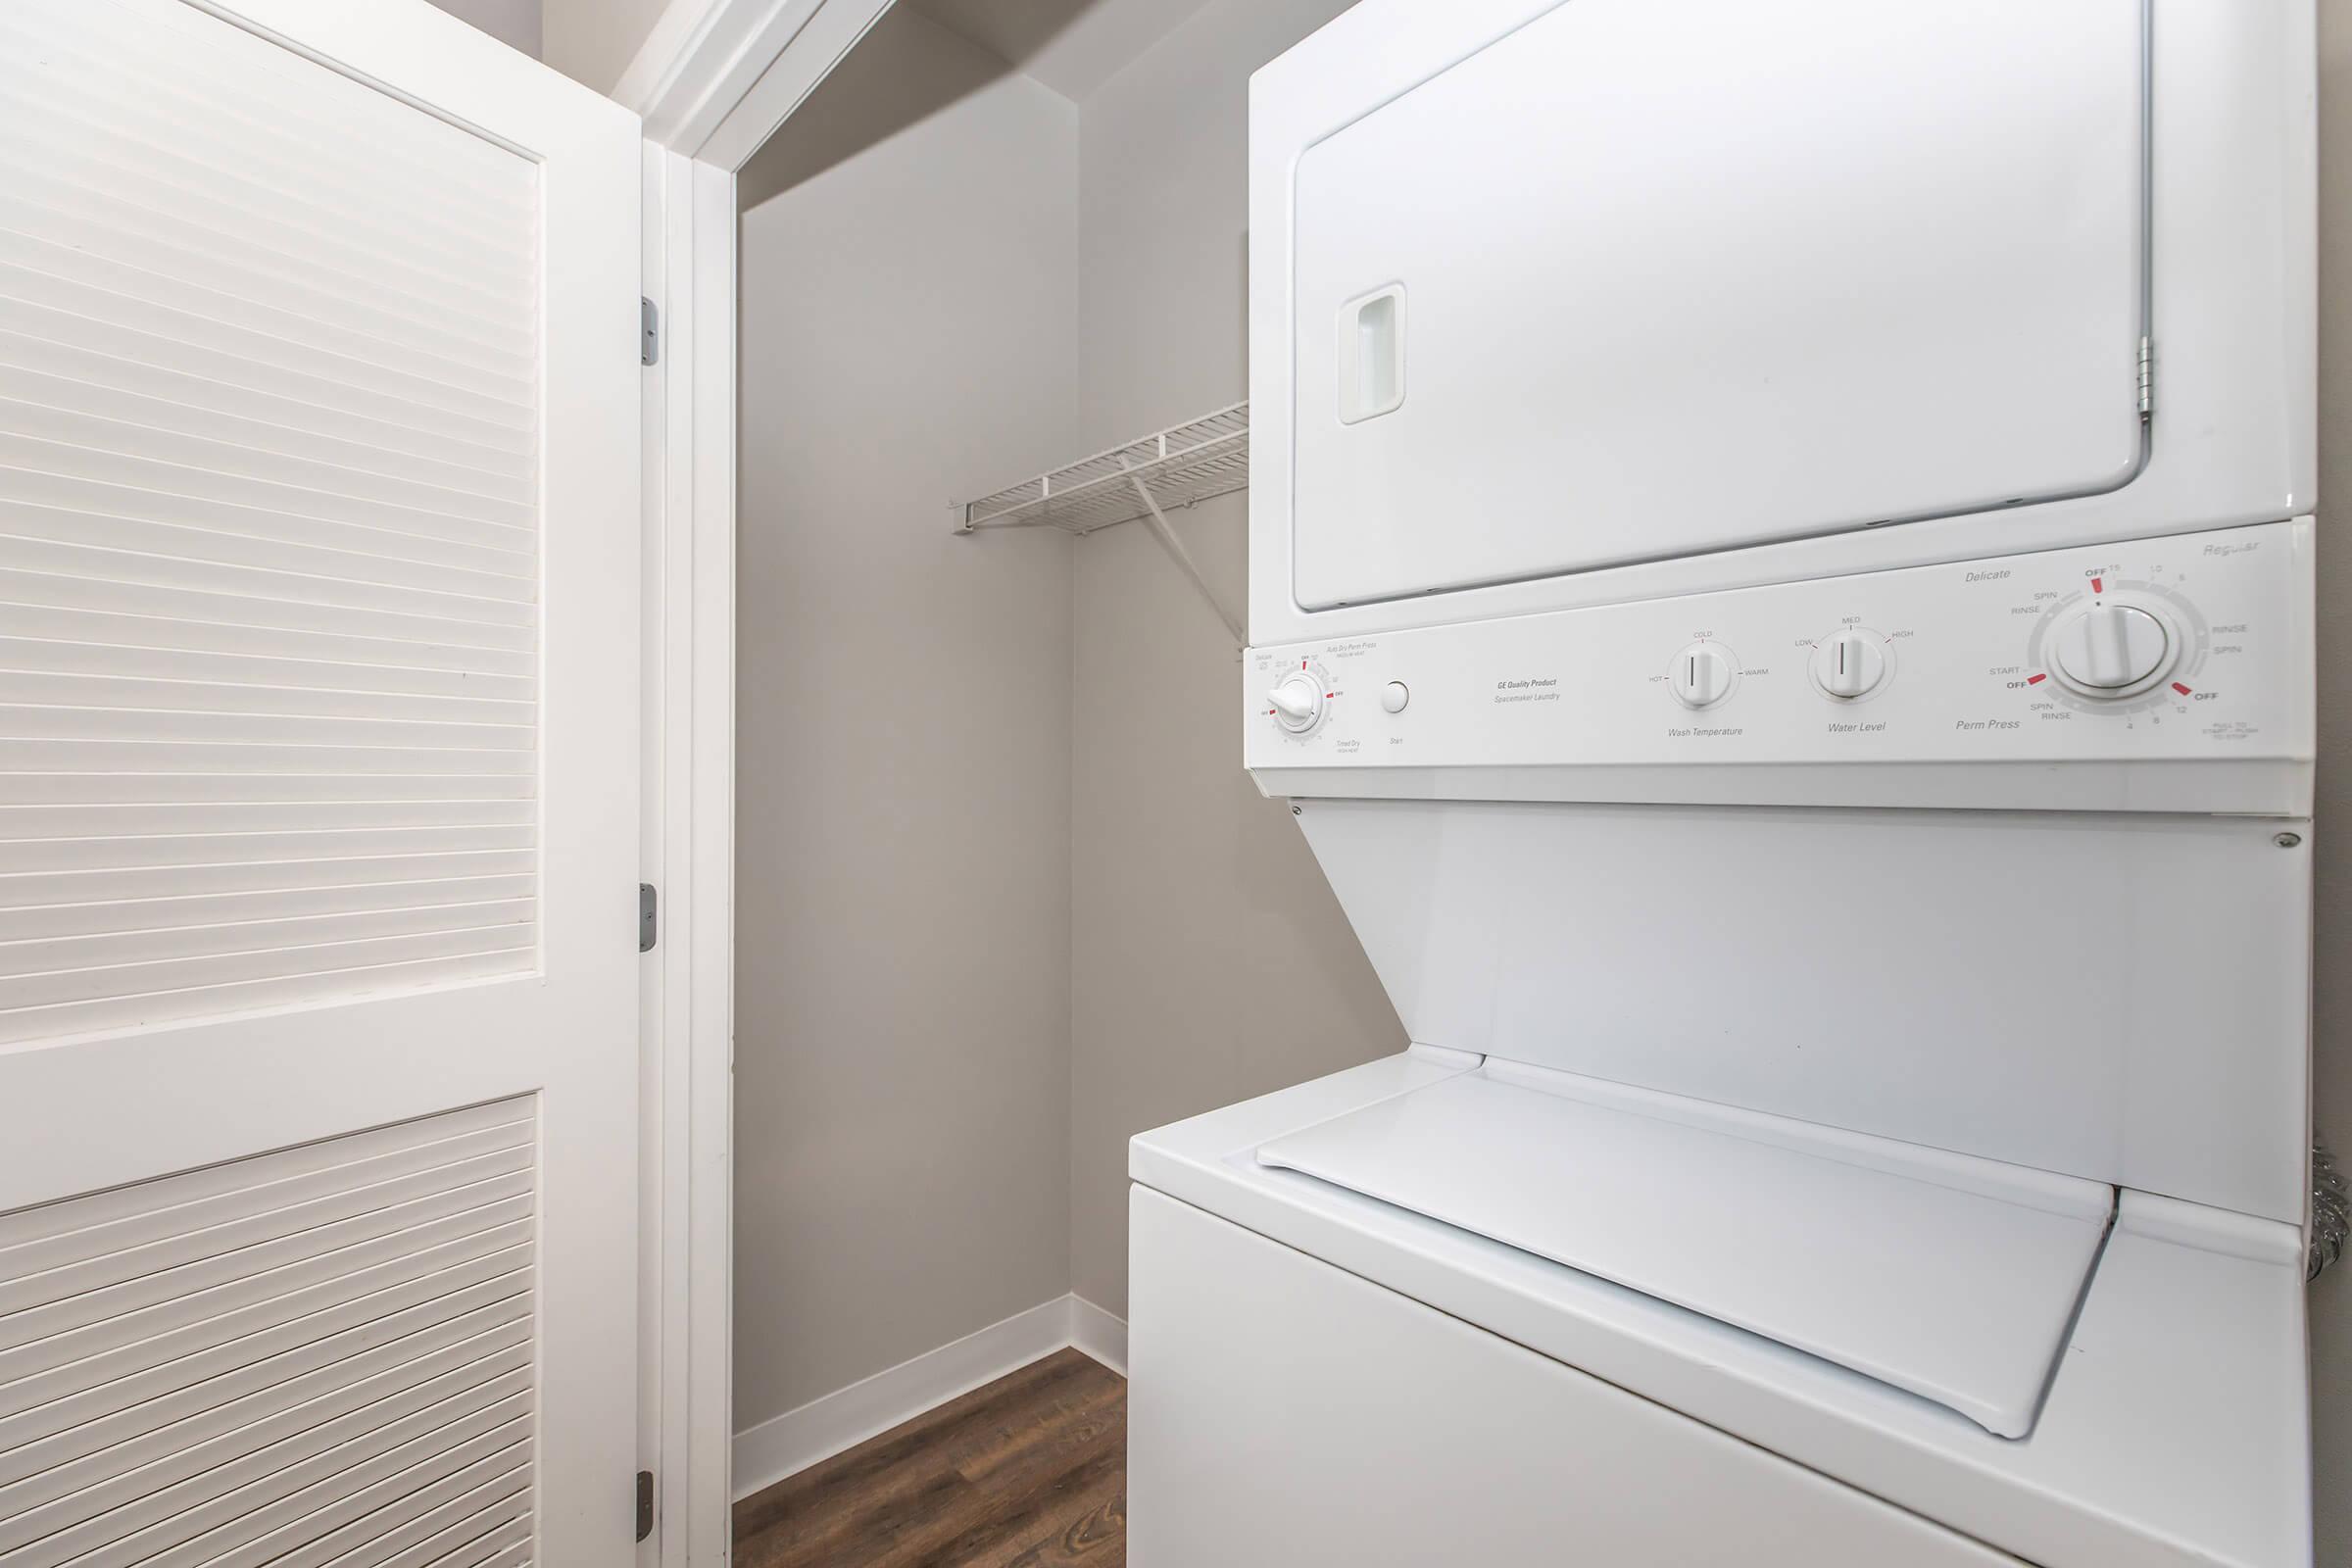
(1125, 468), (1245, 647)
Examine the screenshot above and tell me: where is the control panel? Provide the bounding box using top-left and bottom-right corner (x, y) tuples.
(1244, 520), (2313, 773)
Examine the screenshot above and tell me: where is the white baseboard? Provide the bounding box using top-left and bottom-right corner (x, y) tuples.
(732, 1294), (1130, 1501)
(1067, 1294), (1127, 1376)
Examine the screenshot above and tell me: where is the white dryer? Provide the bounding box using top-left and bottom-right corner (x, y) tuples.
(1128, 2), (2318, 1564)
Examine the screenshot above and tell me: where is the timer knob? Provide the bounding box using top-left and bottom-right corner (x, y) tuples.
(2050, 603), (2175, 696)
(1268, 671), (1327, 733)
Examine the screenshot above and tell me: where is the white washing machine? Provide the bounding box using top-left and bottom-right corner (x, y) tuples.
(1128, 2), (2318, 1564)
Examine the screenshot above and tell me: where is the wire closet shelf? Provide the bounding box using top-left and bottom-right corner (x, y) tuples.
(956, 403), (1249, 535)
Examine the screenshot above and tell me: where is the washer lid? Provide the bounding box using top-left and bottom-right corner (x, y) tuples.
(1256, 1058), (2114, 1438)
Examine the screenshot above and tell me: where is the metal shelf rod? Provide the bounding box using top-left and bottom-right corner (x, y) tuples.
(1126, 469), (1244, 648)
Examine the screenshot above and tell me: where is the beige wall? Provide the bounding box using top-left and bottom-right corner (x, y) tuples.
(2312, 5), (2349, 1560)
(542, 0), (670, 94)
(1066, 0), (1398, 1319)
(422, 0), (542, 58)
(733, 16), (1080, 1429)
(429, 0), (660, 89)
(736, 5), (1013, 212)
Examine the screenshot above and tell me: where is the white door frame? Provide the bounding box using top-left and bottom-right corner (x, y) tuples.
(621, 3), (898, 1563)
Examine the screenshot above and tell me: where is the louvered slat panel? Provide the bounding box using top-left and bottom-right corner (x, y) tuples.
(0, 1101), (537, 1567)
(0, 568), (532, 650)
(0, 671), (532, 725)
(0, 0), (540, 1048)
(0, 11), (535, 298)
(0, 608), (535, 679)
(0, 246), (532, 425)
(0, 168), (534, 372)
(0, 850), (537, 908)
(0, 1164), (532, 1327)
(0, 300), (532, 462)
(0, 876), (537, 941)
(298, 1461), (529, 1568)
(0, 1339), (533, 1543)
(0, 826), (533, 876)
(0, 447), (535, 567)
(0, 395), (538, 538)
(0, 528), (532, 627)
(212, 1449), (529, 1568)
(0, 353), (534, 499)
(0, 1266), (531, 1452)
(0, 163), (524, 380)
(0, 419), (537, 551)
(0, 1220), (531, 1422)
(0, 709), (529, 754)
(0, 801), (537, 839)
(0, 161), (526, 368)
(17, 1391), (532, 1568)
(0, 638), (536, 703)
(0, 775), (534, 808)
(404, 1524), (532, 1568)
(0, 1201), (532, 1388)
(0, 1298), (526, 1479)
(0, 1133), (532, 1306)
(126, 1412), (534, 1568)
(0, 901), (536, 979)
(0, 181), (530, 386)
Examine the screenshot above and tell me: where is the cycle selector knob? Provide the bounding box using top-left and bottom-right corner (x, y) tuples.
(2049, 602), (2175, 697)
(1810, 629), (1889, 699)
(1267, 671), (1327, 733)
(1669, 643), (1736, 709)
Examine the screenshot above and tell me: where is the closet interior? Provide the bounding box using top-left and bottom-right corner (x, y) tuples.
(727, 0), (1400, 1504)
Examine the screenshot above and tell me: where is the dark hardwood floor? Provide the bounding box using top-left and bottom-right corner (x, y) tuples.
(732, 1349), (1127, 1568)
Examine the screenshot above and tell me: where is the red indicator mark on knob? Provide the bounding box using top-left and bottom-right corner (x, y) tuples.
(2027, 673), (2048, 685)
(2172, 682), (2192, 696)
(2091, 577), (2104, 594)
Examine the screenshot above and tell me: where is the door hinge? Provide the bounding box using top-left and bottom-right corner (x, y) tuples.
(641, 296), (660, 367)
(2137, 335), (2154, 418)
(639, 883), (657, 953)
(635, 1469), (655, 1543)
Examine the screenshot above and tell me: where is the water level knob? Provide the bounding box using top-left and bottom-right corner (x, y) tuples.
(1811, 629), (1889, 699)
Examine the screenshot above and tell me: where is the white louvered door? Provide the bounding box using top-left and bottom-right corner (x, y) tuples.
(0, 3), (641, 1566)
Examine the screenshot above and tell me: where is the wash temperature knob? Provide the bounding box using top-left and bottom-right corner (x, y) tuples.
(1268, 672), (1326, 733)
(2051, 603), (2174, 693)
(1670, 644), (1735, 709)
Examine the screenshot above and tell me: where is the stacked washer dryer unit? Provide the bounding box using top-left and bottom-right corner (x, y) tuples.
(1127, 2), (2318, 1564)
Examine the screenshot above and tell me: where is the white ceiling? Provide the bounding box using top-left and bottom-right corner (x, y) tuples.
(907, 0), (1214, 101)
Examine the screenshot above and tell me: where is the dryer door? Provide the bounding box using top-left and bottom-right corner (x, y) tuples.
(1290, 0), (2148, 611)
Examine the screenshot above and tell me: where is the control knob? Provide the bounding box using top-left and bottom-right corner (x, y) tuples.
(2048, 602), (2176, 699)
(1267, 671), (1327, 734)
(1810, 629), (1890, 700)
(1670, 643), (1736, 710)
